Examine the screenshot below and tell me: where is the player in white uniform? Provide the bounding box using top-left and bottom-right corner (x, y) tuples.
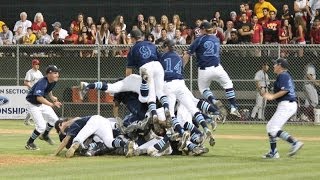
(251, 62), (270, 121)
(24, 59), (43, 125)
(25, 65), (62, 150)
(261, 58), (303, 159)
(300, 63), (319, 121)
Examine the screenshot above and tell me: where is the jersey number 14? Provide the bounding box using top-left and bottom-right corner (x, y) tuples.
(164, 58), (182, 75)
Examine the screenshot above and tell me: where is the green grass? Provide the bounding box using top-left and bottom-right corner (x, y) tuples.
(0, 120), (320, 180)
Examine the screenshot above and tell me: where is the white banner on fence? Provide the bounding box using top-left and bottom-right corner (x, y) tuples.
(0, 86), (28, 119)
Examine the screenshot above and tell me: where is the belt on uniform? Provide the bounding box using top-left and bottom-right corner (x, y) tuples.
(289, 100), (296, 103)
(200, 64), (219, 70)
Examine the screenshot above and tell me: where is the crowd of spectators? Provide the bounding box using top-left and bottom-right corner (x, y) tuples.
(0, 0), (320, 57)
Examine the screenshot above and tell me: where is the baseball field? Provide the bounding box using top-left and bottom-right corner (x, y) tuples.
(0, 120), (319, 180)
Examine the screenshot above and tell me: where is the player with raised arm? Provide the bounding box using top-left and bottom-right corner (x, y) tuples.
(25, 65), (62, 150)
(23, 59), (43, 126)
(183, 21), (241, 119)
(261, 58), (303, 158)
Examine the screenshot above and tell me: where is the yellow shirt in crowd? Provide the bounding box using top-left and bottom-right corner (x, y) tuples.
(0, 21), (5, 32)
(23, 34), (36, 44)
(254, 1), (277, 19)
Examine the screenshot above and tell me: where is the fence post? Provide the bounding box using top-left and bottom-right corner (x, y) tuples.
(97, 44), (101, 115)
(189, 56), (193, 92)
(16, 45), (20, 85)
(278, 44), (281, 58)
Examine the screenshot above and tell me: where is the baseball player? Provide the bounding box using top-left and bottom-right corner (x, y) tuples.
(25, 65), (62, 150)
(53, 115), (135, 158)
(261, 58), (303, 159)
(251, 62), (270, 121)
(300, 63), (319, 121)
(183, 21), (241, 118)
(126, 28), (171, 124)
(24, 59), (43, 126)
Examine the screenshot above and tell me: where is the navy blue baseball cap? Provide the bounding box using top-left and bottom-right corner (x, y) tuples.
(162, 39), (175, 48)
(46, 65), (61, 74)
(130, 29), (143, 39)
(273, 58), (288, 69)
(200, 21), (213, 29)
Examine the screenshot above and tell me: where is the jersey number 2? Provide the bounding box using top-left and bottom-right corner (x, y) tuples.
(203, 41), (219, 57)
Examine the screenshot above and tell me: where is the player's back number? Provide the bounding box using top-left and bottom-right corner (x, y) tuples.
(203, 41), (219, 57)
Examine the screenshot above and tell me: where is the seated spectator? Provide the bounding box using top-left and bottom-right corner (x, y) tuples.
(310, 18), (320, 44)
(0, 24), (13, 45)
(50, 22), (68, 41)
(0, 20), (5, 32)
(71, 13), (86, 35)
(111, 15), (126, 33)
(96, 22), (110, 45)
(86, 17), (94, 31)
(193, 19), (202, 38)
(146, 33), (155, 44)
(160, 15), (169, 31)
(64, 27), (78, 44)
(89, 24), (97, 44)
(13, 12), (32, 34)
(173, 29), (186, 45)
(22, 27), (36, 44)
(212, 22), (224, 43)
(136, 14), (147, 28)
(151, 24), (162, 40)
(13, 26), (24, 44)
(31, 12), (47, 35)
(108, 25), (122, 45)
(50, 32), (64, 44)
(147, 16), (157, 33)
(167, 23), (175, 40)
(211, 18), (224, 33)
(226, 30), (239, 44)
(237, 12), (253, 43)
(155, 29), (168, 45)
(138, 23), (147, 37)
(223, 21), (236, 44)
(35, 26), (51, 44)
(229, 11), (239, 27)
(78, 29), (94, 57)
(254, 0), (277, 19)
(172, 14), (182, 30)
(213, 11), (224, 29)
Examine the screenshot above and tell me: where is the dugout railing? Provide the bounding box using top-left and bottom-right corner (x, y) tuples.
(0, 44), (319, 124)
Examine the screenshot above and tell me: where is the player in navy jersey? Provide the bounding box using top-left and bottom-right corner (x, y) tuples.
(261, 58), (303, 159)
(183, 21), (241, 120)
(126, 29), (171, 127)
(25, 65), (62, 150)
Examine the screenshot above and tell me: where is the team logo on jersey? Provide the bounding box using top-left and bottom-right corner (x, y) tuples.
(139, 46), (151, 59)
(36, 90), (42, 94)
(0, 96), (9, 106)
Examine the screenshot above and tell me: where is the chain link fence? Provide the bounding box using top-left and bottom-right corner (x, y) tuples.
(1, 44), (319, 124)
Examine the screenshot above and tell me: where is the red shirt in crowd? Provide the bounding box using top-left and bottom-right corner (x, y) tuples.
(31, 21), (47, 32)
(251, 23), (263, 43)
(264, 19), (281, 43)
(310, 26), (320, 44)
(278, 28), (289, 44)
(296, 26), (305, 43)
(258, 17), (269, 28)
(213, 29), (224, 44)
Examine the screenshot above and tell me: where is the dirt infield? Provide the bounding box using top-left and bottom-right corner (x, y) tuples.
(0, 155), (57, 167)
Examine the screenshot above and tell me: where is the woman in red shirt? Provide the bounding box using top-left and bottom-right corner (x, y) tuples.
(278, 20), (291, 57)
(251, 15), (263, 57)
(31, 12), (47, 35)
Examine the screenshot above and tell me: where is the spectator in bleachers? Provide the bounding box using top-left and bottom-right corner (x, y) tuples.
(182, 24), (193, 44)
(213, 11), (224, 29)
(212, 22), (224, 43)
(109, 25), (123, 45)
(78, 27), (94, 57)
(293, 15), (307, 57)
(264, 10), (281, 44)
(13, 12), (32, 34)
(136, 14), (147, 28)
(64, 27), (79, 44)
(86, 17), (94, 31)
(97, 16), (106, 31)
(259, 8), (270, 28)
(155, 29), (168, 45)
(193, 19), (202, 38)
(294, 0), (308, 19)
(13, 26), (24, 44)
(50, 21), (68, 41)
(111, 15), (126, 33)
(239, 3), (251, 22)
(254, 0), (277, 19)
(146, 33), (155, 44)
(22, 27), (36, 44)
(35, 26), (51, 44)
(71, 13), (86, 35)
(223, 20), (236, 44)
(0, 20), (5, 32)
(226, 30), (239, 44)
(307, 0), (320, 26)
(167, 23), (175, 40)
(147, 16), (157, 33)
(138, 23), (147, 37)
(211, 18), (224, 33)
(251, 15), (263, 56)
(172, 14), (182, 30)
(229, 11), (239, 27)
(173, 29), (186, 45)
(310, 18), (320, 44)
(160, 15), (169, 31)
(126, 33), (132, 45)
(31, 12), (47, 35)
(89, 24), (97, 44)
(279, 20), (291, 57)
(237, 12), (253, 44)
(0, 24), (13, 45)
(151, 23), (162, 40)
(96, 22), (110, 45)
(50, 32), (64, 44)
(245, 2), (253, 19)
(281, 4), (294, 27)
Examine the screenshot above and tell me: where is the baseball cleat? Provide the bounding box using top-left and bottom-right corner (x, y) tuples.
(79, 81), (89, 100)
(262, 151), (280, 159)
(230, 108), (241, 117)
(210, 119), (218, 131)
(25, 143), (40, 150)
(164, 108), (172, 127)
(214, 100), (228, 117)
(204, 127), (212, 138)
(65, 142), (80, 158)
(191, 146), (209, 156)
(288, 141), (304, 157)
(125, 141), (135, 157)
(39, 134), (55, 145)
(147, 146), (160, 157)
(140, 68), (149, 82)
(178, 131), (190, 151)
(209, 136), (216, 146)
